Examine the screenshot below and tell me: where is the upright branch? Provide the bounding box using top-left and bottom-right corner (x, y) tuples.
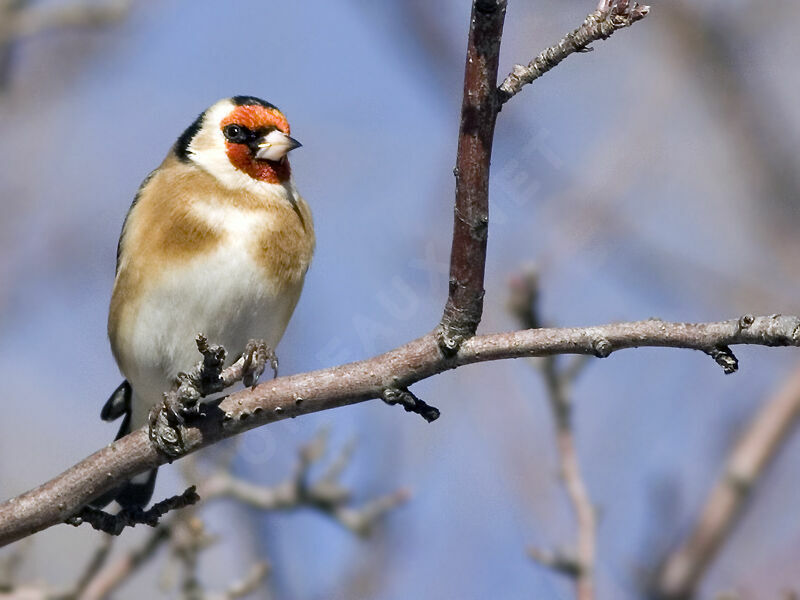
(438, 0), (507, 354)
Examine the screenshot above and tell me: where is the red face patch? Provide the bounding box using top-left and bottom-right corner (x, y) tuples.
(221, 105), (292, 184)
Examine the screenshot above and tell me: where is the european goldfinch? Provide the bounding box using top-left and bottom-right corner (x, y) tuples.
(98, 96), (314, 508)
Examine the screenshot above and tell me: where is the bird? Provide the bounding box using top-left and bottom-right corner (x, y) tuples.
(96, 96), (314, 509)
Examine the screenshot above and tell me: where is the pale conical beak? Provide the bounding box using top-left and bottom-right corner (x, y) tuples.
(255, 130), (302, 161)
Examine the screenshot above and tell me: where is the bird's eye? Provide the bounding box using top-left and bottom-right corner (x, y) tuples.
(223, 124), (249, 143)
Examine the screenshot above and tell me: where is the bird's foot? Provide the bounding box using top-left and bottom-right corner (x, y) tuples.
(149, 369), (206, 457)
(149, 336), (279, 458)
(241, 339), (278, 388)
(195, 334), (228, 395)
(163, 372), (204, 425)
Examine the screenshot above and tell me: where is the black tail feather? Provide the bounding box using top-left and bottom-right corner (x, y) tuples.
(90, 380), (158, 509)
(101, 380), (131, 421)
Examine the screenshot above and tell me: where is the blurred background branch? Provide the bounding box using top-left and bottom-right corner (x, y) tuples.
(0, 0), (130, 89)
(0, 433), (406, 600)
(652, 366), (800, 600)
(509, 267), (597, 600)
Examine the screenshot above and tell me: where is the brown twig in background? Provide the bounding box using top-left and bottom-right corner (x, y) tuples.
(509, 268), (597, 600)
(79, 526), (170, 600)
(67, 535), (115, 599)
(193, 430), (410, 537)
(0, 0), (130, 88)
(652, 366), (800, 599)
(171, 515), (213, 600)
(1, 314), (800, 547)
(498, 0), (649, 104)
(75, 433), (403, 600)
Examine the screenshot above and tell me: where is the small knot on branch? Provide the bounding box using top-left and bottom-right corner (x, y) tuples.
(65, 486), (199, 536)
(382, 387), (441, 422)
(738, 313), (755, 330)
(724, 469), (754, 497)
(437, 291), (484, 356)
(705, 345), (738, 374)
(592, 337), (613, 358)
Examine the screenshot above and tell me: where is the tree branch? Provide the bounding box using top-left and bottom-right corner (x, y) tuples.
(1, 315), (799, 547)
(510, 269), (597, 600)
(497, 0), (650, 104)
(195, 430), (409, 537)
(65, 487), (200, 536)
(76, 432), (400, 599)
(437, 0), (507, 353)
(5, 8), (796, 593)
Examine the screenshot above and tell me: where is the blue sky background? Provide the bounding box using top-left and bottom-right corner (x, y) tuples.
(1, 0), (800, 598)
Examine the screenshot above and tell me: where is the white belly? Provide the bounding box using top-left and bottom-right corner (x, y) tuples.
(119, 210), (299, 428)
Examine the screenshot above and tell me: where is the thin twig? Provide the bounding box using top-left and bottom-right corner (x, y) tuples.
(498, 0), (650, 103)
(510, 269), (597, 600)
(197, 431), (409, 537)
(65, 487), (199, 536)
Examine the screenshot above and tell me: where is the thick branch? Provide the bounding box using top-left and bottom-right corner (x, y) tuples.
(438, 0), (507, 353)
(497, 0), (650, 104)
(0, 315), (798, 548)
(653, 366), (800, 599)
